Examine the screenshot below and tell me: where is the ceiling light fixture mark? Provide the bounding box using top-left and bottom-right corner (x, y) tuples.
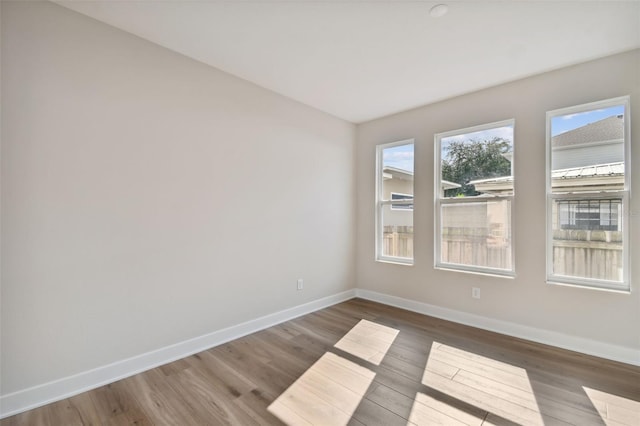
(430, 4), (449, 18)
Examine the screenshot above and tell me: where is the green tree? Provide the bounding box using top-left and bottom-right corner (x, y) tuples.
(442, 137), (511, 197)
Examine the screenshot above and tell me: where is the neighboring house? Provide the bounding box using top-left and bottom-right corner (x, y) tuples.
(382, 166), (460, 199)
(471, 114), (624, 194)
(470, 115), (624, 233)
(382, 166), (460, 225)
(552, 115), (624, 170)
(468, 114), (625, 279)
(381, 166), (414, 228)
(472, 162), (624, 195)
(381, 166), (460, 258)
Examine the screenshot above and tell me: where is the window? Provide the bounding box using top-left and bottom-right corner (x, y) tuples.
(435, 120), (515, 276)
(376, 140), (414, 264)
(390, 193), (414, 210)
(557, 199), (620, 231)
(546, 97), (630, 291)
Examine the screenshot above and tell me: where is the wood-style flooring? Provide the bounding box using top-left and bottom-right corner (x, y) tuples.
(2, 298), (639, 425)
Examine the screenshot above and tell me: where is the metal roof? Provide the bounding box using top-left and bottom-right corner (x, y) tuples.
(468, 162), (624, 188)
(552, 162), (624, 179)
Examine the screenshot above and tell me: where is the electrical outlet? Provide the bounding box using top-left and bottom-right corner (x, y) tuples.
(472, 287), (481, 299)
(297, 279), (304, 290)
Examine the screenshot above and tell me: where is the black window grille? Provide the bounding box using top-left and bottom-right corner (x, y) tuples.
(557, 199), (620, 231)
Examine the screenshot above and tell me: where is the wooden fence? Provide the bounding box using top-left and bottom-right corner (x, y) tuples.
(382, 226), (413, 259)
(552, 230), (622, 281)
(384, 226), (621, 281)
(441, 233), (511, 270)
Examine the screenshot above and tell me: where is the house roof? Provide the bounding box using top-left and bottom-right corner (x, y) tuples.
(442, 180), (462, 191)
(469, 162), (624, 194)
(383, 166), (413, 180)
(552, 162), (624, 180)
(470, 175), (513, 185)
(469, 161), (625, 185)
(383, 166), (460, 190)
(386, 162), (625, 194)
(469, 175), (515, 195)
(552, 115), (623, 148)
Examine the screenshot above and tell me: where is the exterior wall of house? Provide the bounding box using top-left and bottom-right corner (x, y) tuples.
(382, 177), (413, 227)
(356, 49), (640, 354)
(380, 177), (414, 258)
(553, 141), (623, 170)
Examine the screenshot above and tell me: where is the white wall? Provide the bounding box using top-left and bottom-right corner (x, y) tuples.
(356, 50), (640, 353)
(1, 0), (355, 397)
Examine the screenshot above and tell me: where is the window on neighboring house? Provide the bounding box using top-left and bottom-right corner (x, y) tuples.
(376, 140), (414, 264)
(557, 199), (621, 231)
(390, 192), (414, 210)
(546, 97), (630, 291)
(434, 120), (515, 276)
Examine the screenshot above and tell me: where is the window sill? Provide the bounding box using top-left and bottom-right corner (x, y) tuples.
(376, 257), (414, 266)
(546, 279), (630, 294)
(435, 264), (515, 279)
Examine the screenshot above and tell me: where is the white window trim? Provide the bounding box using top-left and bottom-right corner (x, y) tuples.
(376, 139), (415, 265)
(545, 96), (631, 292)
(434, 119), (516, 277)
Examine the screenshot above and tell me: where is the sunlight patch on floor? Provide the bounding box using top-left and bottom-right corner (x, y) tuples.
(334, 319), (400, 365)
(267, 319), (391, 426)
(583, 386), (640, 425)
(408, 391), (485, 425)
(267, 352), (375, 425)
(420, 341), (546, 425)
(268, 320), (400, 425)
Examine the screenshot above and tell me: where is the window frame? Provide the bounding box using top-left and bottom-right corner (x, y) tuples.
(434, 119), (516, 277)
(545, 96), (631, 292)
(375, 139), (415, 265)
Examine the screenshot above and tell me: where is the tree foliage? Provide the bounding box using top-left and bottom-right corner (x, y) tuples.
(442, 137), (512, 197)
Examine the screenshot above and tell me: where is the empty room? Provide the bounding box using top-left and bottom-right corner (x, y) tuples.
(1, 1), (639, 425)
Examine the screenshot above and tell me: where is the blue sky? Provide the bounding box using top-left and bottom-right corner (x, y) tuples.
(383, 143), (414, 173)
(551, 105), (624, 136)
(441, 125), (513, 155)
(383, 126), (514, 173)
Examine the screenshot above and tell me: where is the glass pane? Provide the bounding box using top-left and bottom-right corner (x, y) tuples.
(440, 200), (511, 270)
(379, 142), (414, 261)
(381, 204), (413, 259)
(382, 143), (414, 203)
(548, 101), (627, 286)
(551, 198), (623, 282)
(440, 125), (513, 198)
(550, 105), (625, 194)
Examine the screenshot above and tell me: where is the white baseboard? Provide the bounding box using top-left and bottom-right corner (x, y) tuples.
(355, 288), (640, 367)
(0, 289), (357, 419)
